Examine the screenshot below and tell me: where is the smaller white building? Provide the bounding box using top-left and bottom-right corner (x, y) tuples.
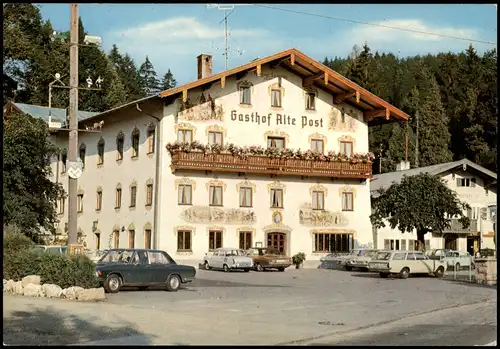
(371, 159), (497, 255)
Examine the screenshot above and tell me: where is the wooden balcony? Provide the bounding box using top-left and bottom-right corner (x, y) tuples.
(170, 151), (372, 179)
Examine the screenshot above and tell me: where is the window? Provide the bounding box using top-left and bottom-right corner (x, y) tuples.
(340, 141), (353, 157)
(271, 89), (282, 107)
(146, 183), (153, 206)
(305, 92), (315, 110)
(341, 192), (354, 211)
(415, 253), (427, 260)
(61, 150), (67, 173)
(384, 239), (400, 250)
(267, 137), (285, 149)
(144, 229), (152, 249)
(239, 187), (252, 207)
(58, 196), (65, 214)
(177, 129), (192, 143)
(96, 189), (102, 211)
(393, 252), (406, 260)
(131, 129), (140, 158)
(401, 239), (407, 251)
(79, 144), (86, 169)
(313, 233), (353, 253)
(128, 230), (135, 248)
(457, 177), (476, 187)
(130, 185), (137, 208)
(113, 230), (119, 249)
(270, 188), (283, 208)
(177, 230), (192, 251)
(408, 240), (418, 251)
(240, 86), (251, 105)
(77, 194), (83, 213)
(147, 251), (172, 265)
(312, 191), (325, 210)
(115, 187), (122, 209)
(178, 184), (192, 205)
(209, 230), (223, 251)
(239, 231), (253, 250)
(147, 124), (155, 154)
(95, 233), (101, 250)
(208, 131), (223, 146)
(209, 185), (223, 206)
(97, 139), (105, 165)
(311, 139), (324, 153)
(116, 132), (124, 161)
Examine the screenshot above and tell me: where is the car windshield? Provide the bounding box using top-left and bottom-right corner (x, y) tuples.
(365, 251), (377, 258)
(375, 252), (391, 260)
(348, 250), (359, 256)
(99, 250), (135, 264)
(226, 250), (243, 257)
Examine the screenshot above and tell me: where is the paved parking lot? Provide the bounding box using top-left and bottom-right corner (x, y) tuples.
(4, 268), (497, 345)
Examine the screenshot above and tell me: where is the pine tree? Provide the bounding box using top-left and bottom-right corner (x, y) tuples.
(161, 69), (177, 90)
(104, 65), (127, 109)
(107, 46), (144, 101)
(138, 56), (160, 96)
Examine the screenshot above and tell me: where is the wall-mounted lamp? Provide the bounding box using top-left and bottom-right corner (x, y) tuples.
(92, 220), (99, 232)
(121, 226), (126, 232)
(452, 173), (455, 180)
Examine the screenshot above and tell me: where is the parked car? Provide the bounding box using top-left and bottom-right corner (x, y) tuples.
(425, 249), (451, 260)
(85, 249), (108, 263)
(203, 248), (253, 272)
(476, 248), (496, 258)
(33, 245), (68, 255)
(247, 247), (292, 272)
(345, 249), (379, 271)
(368, 250), (446, 279)
(95, 248), (196, 293)
(341, 249), (374, 270)
(442, 250), (475, 270)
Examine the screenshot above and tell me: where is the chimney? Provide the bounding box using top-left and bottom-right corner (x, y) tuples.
(396, 161), (411, 171)
(197, 54), (212, 79)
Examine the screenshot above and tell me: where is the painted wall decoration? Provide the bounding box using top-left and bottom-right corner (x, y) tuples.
(267, 181), (287, 193)
(205, 124), (227, 138)
(308, 133), (327, 148)
(299, 203), (349, 227)
(263, 130), (290, 144)
(205, 179), (227, 192)
(337, 135), (357, 151)
(174, 178), (197, 191)
(178, 93), (224, 122)
(328, 107), (358, 132)
(236, 179), (256, 193)
(338, 185), (357, 198)
(309, 184), (328, 197)
(174, 123), (197, 137)
(181, 206), (256, 225)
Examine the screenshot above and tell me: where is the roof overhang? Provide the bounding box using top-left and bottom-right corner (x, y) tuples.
(158, 48), (409, 124)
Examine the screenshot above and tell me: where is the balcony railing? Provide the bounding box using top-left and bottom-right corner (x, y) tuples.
(170, 151), (372, 179)
(444, 219), (478, 233)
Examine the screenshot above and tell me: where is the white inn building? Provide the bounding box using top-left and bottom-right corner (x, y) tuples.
(6, 49), (410, 266)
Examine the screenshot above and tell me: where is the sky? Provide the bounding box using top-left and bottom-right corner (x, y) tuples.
(37, 4), (497, 85)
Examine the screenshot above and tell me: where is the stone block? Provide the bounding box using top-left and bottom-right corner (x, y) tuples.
(76, 287), (106, 301)
(23, 283), (43, 297)
(13, 281), (24, 295)
(22, 275), (41, 287)
(61, 286), (84, 300)
(4, 280), (15, 293)
(42, 284), (63, 298)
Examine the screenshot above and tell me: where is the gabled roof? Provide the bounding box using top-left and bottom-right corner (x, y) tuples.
(371, 159), (497, 194)
(7, 102), (98, 123)
(158, 48), (409, 124)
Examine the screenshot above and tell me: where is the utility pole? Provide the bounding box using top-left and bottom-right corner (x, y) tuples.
(415, 110), (419, 168)
(405, 121), (409, 163)
(67, 3), (79, 246)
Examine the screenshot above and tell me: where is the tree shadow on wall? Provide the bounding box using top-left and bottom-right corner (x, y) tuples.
(3, 306), (155, 345)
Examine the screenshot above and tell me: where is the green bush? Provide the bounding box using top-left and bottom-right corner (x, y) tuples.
(3, 231), (34, 253)
(3, 249), (39, 281)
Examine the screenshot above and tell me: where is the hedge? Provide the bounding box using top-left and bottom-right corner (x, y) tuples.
(3, 233), (99, 289)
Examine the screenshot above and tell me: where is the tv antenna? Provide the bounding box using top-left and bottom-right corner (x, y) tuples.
(207, 4), (251, 70)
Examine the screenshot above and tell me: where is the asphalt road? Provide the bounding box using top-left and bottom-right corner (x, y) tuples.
(4, 268), (497, 345)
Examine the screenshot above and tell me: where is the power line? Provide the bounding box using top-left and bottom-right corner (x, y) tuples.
(253, 4), (497, 46)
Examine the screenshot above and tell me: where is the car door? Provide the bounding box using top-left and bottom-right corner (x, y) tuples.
(147, 251), (175, 283)
(415, 252), (432, 273)
(405, 252), (418, 272)
(212, 250), (222, 268)
(129, 250), (152, 284)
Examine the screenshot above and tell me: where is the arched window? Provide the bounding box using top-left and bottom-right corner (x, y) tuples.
(96, 187), (103, 211)
(61, 149), (68, 173)
(147, 123), (156, 154)
(131, 128), (140, 158)
(97, 138), (105, 165)
(116, 131), (124, 161)
(79, 144), (86, 169)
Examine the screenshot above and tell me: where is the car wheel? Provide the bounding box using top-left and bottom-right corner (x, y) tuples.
(455, 263), (460, 271)
(345, 266), (353, 271)
(434, 266), (445, 278)
(166, 274), (181, 292)
(255, 263), (264, 272)
(104, 274), (122, 293)
(277, 267), (285, 272)
(204, 261), (211, 270)
(399, 267), (410, 279)
(223, 264), (230, 273)
(138, 286), (149, 291)
(379, 272), (389, 278)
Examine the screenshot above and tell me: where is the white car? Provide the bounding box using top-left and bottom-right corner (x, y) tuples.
(203, 248), (254, 272)
(346, 249), (379, 271)
(368, 250), (447, 279)
(441, 250), (475, 270)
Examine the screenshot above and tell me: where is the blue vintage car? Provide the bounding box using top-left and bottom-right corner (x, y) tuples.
(95, 249), (196, 293)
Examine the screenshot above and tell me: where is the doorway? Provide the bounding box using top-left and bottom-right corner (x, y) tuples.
(444, 235), (458, 250)
(466, 236), (479, 256)
(267, 232), (287, 255)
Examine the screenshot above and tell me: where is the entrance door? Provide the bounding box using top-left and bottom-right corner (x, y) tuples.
(444, 235), (457, 250)
(267, 232), (286, 255)
(466, 236), (479, 256)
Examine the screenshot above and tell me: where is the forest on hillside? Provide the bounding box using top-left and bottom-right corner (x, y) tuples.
(3, 4), (497, 174)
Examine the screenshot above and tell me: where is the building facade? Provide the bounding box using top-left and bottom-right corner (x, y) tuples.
(371, 159), (497, 256)
(14, 49), (409, 266)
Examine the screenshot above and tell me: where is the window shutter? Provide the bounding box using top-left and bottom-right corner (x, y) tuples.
(471, 178), (476, 187)
(384, 239), (390, 250)
(456, 178), (461, 187)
